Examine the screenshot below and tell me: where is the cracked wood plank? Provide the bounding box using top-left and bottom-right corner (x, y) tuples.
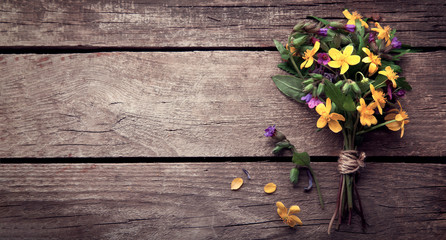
(0, 0), (445, 48)
(1, 51), (445, 158)
(0, 162), (444, 239)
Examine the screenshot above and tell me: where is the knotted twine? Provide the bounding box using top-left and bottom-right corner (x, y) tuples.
(337, 150), (366, 174)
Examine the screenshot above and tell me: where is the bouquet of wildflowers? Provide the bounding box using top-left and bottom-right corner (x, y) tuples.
(269, 9), (412, 233)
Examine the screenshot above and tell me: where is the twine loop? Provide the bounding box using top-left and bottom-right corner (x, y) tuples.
(337, 150), (366, 174)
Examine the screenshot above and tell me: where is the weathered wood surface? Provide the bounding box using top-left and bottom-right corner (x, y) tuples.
(0, 162), (444, 239)
(1, 51), (445, 158)
(1, 0), (445, 48)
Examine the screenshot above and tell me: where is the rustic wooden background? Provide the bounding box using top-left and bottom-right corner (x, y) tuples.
(0, 0), (445, 239)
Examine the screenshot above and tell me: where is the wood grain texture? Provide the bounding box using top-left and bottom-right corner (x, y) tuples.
(0, 162), (444, 239)
(0, 0), (445, 48)
(1, 51), (445, 158)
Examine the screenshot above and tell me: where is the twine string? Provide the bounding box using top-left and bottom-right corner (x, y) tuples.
(337, 150), (366, 174)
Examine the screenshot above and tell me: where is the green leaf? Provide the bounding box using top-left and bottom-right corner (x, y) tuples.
(381, 60), (402, 73)
(342, 99), (356, 112)
(390, 29), (397, 39)
(293, 35), (308, 47)
(372, 74), (388, 88)
(357, 33), (366, 58)
(324, 80), (356, 111)
(277, 62), (298, 76)
(396, 77), (412, 91)
(307, 16), (330, 25)
(272, 141), (292, 154)
(333, 34), (341, 49)
(290, 168), (299, 185)
(292, 151), (311, 167)
(273, 39), (290, 60)
(272, 75), (305, 102)
(391, 49), (411, 61)
(355, 19), (365, 37)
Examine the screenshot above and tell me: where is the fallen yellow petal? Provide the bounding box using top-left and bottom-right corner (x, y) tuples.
(264, 182), (277, 194)
(231, 177), (243, 190)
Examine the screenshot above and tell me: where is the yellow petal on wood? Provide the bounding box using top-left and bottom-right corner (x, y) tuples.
(231, 177), (243, 190)
(264, 182), (277, 194)
(288, 205), (301, 215)
(287, 215), (303, 227)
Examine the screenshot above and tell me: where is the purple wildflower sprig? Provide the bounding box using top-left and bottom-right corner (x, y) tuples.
(264, 125), (325, 209)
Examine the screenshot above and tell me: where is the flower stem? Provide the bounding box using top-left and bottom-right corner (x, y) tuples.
(289, 55), (305, 79)
(355, 71), (366, 82)
(321, 64), (337, 74)
(356, 120), (397, 135)
(351, 112), (360, 148)
(309, 167), (325, 209)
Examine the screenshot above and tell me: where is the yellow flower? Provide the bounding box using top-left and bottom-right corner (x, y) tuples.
(316, 98), (345, 133)
(370, 84), (386, 115)
(371, 22), (392, 46)
(300, 41), (320, 69)
(327, 45), (360, 75)
(276, 201), (303, 227)
(378, 66), (399, 88)
(362, 48), (382, 76)
(357, 98), (378, 127)
(384, 101), (409, 138)
(343, 10), (369, 28)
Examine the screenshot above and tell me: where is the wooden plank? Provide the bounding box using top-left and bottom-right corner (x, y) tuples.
(0, 0), (445, 48)
(0, 162), (444, 239)
(1, 51), (445, 158)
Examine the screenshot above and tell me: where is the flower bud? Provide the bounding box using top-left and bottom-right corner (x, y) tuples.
(293, 22), (306, 32)
(316, 83), (325, 96)
(319, 41), (330, 52)
(303, 78), (314, 85)
(360, 77), (370, 84)
(310, 73), (323, 80)
(335, 80), (344, 88)
(370, 41), (378, 52)
(304, 23), (319, 33)
(292, 35), (308, 47)
(312, 86), (317, 97)
(342, 82), (351, 94)
(272, 130), (286, 141)
(304, 84), (314, 93)
(329, 22), (345, 29)
(340, 35), (352, 45)
(351, 82), (361, 94)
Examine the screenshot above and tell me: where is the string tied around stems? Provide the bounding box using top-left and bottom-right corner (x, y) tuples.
(337, 150), (366, 175)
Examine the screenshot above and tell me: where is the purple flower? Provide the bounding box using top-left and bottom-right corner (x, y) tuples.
(387, 84), (393, 100)
(308, 97), (323, 109)
(345, 24), (355, 33)
(328, 26), (336, 30)
(323, 72), (337, 82)
(310, 37), (320, 45)
(396, 89), (406, 97)
(301, 93), (312, 102)
(369, 32), (376, 42)
(318, 28), (328, 37)
(317, 53), (331, 65)
(311, 65), (324, 74)
(264, 125), (276, 137)
(391, 37), (402, 49)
